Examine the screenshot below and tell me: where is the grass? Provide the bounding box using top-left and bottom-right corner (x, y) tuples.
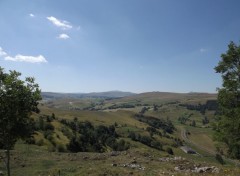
(2, 143), (240, 176)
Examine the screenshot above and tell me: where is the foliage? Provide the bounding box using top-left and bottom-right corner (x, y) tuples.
(191, 120), (196, 127)
(202, 116), (209, 125)
(140, 107), (148, 114)
(128, 131), (162, 150)
(64, 120), (129, 152)
(0, 67), (41, 176)
(166, 147), (174, 155)
(179, 100), (218, 114)
(135, 114), (175, 134)
(215, 154), (225, 165)
(108, 103), (135, 109)
(214, 41), (240, 159)
(178, 113), (192, 124)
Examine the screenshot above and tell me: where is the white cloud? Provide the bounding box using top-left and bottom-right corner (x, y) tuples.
(47, 16), (72, 30)
(5, 55), (47, 63)
(57, 33), (70, 39)
(0, 47), (47, 63)
(200, 48), (207, 53)
(29, 13), (35, 17)
(0, 47), (7, 57)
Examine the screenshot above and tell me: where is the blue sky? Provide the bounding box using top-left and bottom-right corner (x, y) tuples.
(0, 0), (240, 93)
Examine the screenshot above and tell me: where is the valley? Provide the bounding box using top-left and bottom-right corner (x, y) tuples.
(1, 91), (240, 175)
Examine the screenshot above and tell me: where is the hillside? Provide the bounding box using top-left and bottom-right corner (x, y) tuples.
(42, 91), (136, 99)
(2, 91), (240, 176)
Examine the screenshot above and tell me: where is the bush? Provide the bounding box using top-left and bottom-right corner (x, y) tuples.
(215, 154), (225, 165)
(36, 139), (44, 146)
(57, 144), (66, 152)
(166, 147), (174, 155)
(25, 137), (35, 144)
(45, 122), (54, 131)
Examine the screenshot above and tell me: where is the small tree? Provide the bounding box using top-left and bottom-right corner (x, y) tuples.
(0, 67), (41, 176)
(191, 120), (196, 127)
(215, 153), (225, 165)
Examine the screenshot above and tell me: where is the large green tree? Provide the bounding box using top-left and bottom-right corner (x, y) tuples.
(0, 67), (41, 176)
(214, 41), (240, 159)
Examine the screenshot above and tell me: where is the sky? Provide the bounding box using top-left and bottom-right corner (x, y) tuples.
(0, 0), (240, 93)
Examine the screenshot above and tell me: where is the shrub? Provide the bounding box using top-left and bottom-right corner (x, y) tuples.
(45, 122), (54, 131)
(166, 147), (174, 155)
(215, 154), (225, 165)
(36, 139), (44, 146)
(57, 144), (66, 152)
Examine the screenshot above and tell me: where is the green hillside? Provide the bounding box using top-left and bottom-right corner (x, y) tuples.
(1, 92), (240, 176)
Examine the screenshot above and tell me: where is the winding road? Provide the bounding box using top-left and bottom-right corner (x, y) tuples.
(180, 128), (216, 155)
(180, 127), (240, 166)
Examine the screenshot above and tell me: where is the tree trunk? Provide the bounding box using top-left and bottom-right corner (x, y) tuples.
(6, 149), (10, 176)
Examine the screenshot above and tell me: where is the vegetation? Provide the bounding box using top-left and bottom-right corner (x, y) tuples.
(134, 114), (175, 134)
(215, 154), (225, 165)
(0, 67), (41, 176)
(1, 66), (240, 175)
(63, 120), (130, 152)
(214, 41), (240, 159)
(179, 100), (218, 115)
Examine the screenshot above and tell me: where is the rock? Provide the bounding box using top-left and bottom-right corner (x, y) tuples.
(212, 167), (220, 173)
(195, 168), (204, 173)
(112, 163), (117, 167)
(174, 166), (180, 171)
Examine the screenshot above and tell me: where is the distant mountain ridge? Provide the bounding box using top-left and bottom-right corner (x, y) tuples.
(41, 91), (136, 99)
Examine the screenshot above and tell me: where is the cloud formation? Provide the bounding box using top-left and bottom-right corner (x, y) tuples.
(47, 16), (72, 30)
(0, 47), (47, 63)
(58, 33), (70, 39)
(0, 47), (7, 57)
(5, 55), (47, 63)
(29, 13), (35, 17)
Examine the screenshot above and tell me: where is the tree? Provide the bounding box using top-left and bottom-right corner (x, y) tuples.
(214, 41), (240, 159)
(191, 120), (196, 127)
(0, 67), (41, 176)
(215, 153), (225, 165)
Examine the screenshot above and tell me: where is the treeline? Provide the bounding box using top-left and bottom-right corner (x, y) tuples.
(108, 104), (135, 109)
(60, 119), (130, 153)
(28, 113), (178, 154)
(29, 115), (130, 153)
(128, 131), (162, 150)
(179, 100), (218, 114)
(134, 114), (175, 134)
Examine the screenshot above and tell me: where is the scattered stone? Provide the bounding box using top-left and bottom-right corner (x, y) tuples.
(159, 156), (185, 162)
(115, 163), (145, 170)
(175, 165), (219, 173)
(112, 163), (117, 167)
(110, 151), (120, 156)
(83, 156), (88, 160)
